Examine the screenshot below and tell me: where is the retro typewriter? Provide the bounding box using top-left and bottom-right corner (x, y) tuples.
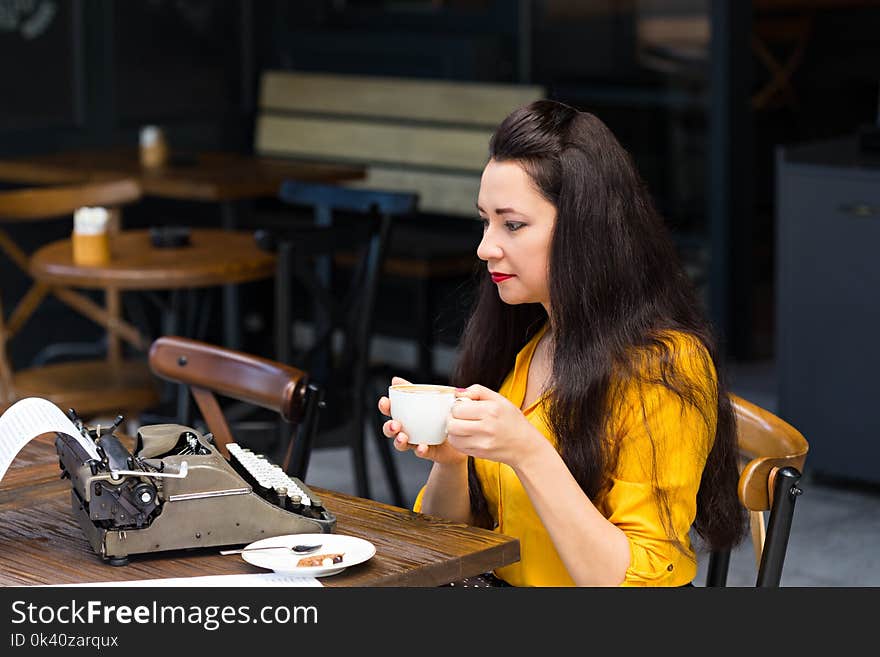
(55, 336), (334, 566)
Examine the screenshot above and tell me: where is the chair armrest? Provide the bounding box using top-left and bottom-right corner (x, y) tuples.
(148, 336), (308, 423)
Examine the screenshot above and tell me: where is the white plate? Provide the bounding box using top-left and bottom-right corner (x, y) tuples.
(240, 533), (376, 577)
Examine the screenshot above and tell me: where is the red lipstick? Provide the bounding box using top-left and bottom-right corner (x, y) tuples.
(490, 272), (515, 283)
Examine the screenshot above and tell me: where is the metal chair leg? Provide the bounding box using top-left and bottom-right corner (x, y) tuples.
(371, 411), (406, 508)
(285, 383), (324, 479)
(352, 402), (371, 500)
(706, 549), (731, 587)
(415, 275), (434, 382)
(757, 466), (803, 587)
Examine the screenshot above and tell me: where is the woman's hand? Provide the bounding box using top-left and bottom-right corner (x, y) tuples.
(377, 377), (467, 466)
(446, 384), (546, 469)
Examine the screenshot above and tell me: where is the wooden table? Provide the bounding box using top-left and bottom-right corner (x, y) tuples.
(0, 149), (365, 203)
(30, 228), (276, 292)
(0, 148), (365, 349)
(29, 227), (275, 352)
(29, 228), (276, 421)
(0, 435), (520, 587)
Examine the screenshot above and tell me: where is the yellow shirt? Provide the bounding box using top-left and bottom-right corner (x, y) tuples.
(415, 325), (717, 587)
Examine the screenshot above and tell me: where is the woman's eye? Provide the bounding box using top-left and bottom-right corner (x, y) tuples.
(479, 218), (524, 231)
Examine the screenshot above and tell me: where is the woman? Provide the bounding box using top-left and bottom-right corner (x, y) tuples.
(378, 100), (746, 586)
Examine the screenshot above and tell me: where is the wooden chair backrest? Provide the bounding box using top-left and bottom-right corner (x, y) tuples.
(148, 336), (310, 459)
(254, 70), (544, 217)
(731, 393), (809, 512)
(729, 393), (809, 576)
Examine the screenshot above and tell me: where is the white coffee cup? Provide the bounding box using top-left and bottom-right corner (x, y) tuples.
(388, 384), (456, 445)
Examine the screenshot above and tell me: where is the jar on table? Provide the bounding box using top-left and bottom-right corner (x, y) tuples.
(139, 125), (168, 168)
(72, 206), (111, 266)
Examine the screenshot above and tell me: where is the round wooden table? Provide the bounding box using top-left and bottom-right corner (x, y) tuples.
(29, 228), (277, 422)
(30, 228), (275, 290)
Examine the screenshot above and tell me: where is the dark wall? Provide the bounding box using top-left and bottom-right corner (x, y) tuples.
(0, 0), (81, 133)
(0, 0), (253, 368)
(255, 0), (522, 81)
(0, 0), (252, 160)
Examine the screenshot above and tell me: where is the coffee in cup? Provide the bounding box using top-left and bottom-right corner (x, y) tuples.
(388, 384), (456, 445)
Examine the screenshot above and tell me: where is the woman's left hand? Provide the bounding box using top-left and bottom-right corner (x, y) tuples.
(445, 384), (546, 469)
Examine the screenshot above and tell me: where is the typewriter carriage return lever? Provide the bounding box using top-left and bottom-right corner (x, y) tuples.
(56, 336), (330, 566)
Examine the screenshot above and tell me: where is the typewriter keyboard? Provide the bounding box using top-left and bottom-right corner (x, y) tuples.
(227, 443), (316, 510)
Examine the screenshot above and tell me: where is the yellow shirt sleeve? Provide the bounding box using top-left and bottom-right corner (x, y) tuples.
(604, 340), (717, 586)
(413, 485), (426, 513)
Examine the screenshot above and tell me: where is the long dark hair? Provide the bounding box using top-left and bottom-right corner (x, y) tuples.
(454, 100), (746, 553)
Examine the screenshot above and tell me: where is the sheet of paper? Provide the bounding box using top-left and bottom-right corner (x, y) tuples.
(45, 572), (323, 587)
(0, 397), (101, 482)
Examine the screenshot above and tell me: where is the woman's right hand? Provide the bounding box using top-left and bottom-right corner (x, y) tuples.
(377, 376), (467, 466)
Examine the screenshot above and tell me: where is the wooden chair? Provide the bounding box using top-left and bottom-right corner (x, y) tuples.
(256, 180), (418, 507)
(706, 394), (809, 587)
(148, 336), (323, 464)
(0, 180), (160, 420)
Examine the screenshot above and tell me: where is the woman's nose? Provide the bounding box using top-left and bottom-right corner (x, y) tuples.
(476, 232), (502, 262)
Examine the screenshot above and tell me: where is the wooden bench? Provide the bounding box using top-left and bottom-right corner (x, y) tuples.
(254, 70), (545, 380)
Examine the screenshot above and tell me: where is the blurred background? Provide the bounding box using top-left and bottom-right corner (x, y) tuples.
(1, 1), (878, 585)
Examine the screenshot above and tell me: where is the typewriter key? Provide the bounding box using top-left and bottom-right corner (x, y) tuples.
(276, 486), (289, 508)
